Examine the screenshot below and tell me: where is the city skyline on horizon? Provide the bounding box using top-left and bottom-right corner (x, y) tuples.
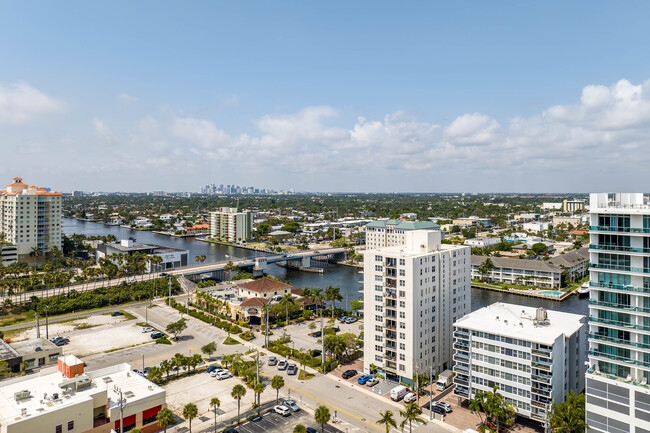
(3, 2), (650, 193)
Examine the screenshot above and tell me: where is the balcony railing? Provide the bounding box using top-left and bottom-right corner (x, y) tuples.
(591, 244), (650, 254)
(589, 333), (650, 349)
(532, 348), (552, 358)
(590, 263), (650, 274)
(384, 290), (397, 299)
(588, 350), (650, 367)
(531, 374), (551, 384)
(590, 281), (650, 294)
(589, 299), (650, 313)
(589, 316), (649, 330)
(532, 362), (551, 371)
(590, 225), (650, 234)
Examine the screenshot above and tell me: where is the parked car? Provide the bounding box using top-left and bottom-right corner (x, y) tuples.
(150, 332), (165, 339)
(312, 331), (322, 338)
(51, 337), (69, 346)
(133, 369), (144, 376)
(268, 356), (278, 366)
(223, 428), (239, 433)
(127, 278), (137, 284)
(143, 367), (151, 375)
(306, 428), (318, 433)
(357, 374), (372, 385)
(287, 364), (298, 375)
(342, 369), (357, 379)
(111, 311), (124, 317)
(430, 405), (446, 415)
(345, 317), (358, 324)
(215, 371), (232, 380)
(337, 315), (348, 322)
(434, 402), (453, 413)
(206, 365), (219, 373)
(366, 377), (380, 387)
(278, 360), (288, 371)
(283, 399), (300, 412)
(274, 405), (291, 416)
(311, 349), (322, 358)
(141, 327), (154, 333)
(403, 392), (417, 403)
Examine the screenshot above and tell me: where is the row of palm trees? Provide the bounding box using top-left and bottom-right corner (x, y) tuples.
(377, 403), (427, 433)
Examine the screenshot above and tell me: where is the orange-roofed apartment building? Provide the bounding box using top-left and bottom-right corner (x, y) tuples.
(0, 177), (63, 262)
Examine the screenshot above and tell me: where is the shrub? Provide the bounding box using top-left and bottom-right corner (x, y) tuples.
(156, 337), (172, 345)
(240, 331), (255, 341)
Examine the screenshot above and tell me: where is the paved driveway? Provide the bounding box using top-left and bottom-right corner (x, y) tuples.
(235, 409), (342, 433)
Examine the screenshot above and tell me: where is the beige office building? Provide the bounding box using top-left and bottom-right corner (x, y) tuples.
(0, 177), (62, 261)
(209, 207), (252, 243)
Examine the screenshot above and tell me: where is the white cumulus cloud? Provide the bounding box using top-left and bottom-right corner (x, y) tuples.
(0, 81), (63, 125)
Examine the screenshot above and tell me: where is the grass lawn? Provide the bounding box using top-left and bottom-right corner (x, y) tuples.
(298, 369), (315, 380)
(223, 336), (241, 345)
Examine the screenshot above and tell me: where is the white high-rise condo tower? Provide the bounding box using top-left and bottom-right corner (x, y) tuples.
(363, 229), (471, 384)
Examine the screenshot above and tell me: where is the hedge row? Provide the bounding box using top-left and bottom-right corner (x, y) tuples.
(170, 300), (243, 334)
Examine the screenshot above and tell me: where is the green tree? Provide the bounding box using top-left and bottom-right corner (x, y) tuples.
(210, 397), (221, 432)
(131, 429), (142, 433)
(182, 402), (198, 433)
(531, 242), (548, 255)
(279, 293), (296, 325)
(550, 391), (587, 433)
(399, 402), (427, 433)
(271, 375), (285, 403)
(166, 318), (188, 340)
(253, 382), (265, 413)
(231, 383), (247, 422)
(478, 258), (494, 282)
(377, 410), (397, 433)
(156, 407), (175, 433)
(314, 405), (331, 433)
(324, 285), (342, 318)
(350, 299), (363, 316)
(293, 425), (307, 433)
(201, 341), (217, 360)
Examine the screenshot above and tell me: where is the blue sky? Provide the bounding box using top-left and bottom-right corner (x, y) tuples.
(2, 1), (650, 192)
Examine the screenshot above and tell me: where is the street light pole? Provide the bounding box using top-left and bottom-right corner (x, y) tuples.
(429, 366), (434, 420)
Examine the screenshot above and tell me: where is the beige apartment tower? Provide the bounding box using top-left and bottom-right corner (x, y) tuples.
(0, 177), (62, 262)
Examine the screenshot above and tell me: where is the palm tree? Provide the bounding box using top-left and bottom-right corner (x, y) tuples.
(271, 375), (285, 403)
(156, 407), (175, 433)
(550, 390), (588, 433)
(399, 402), (427, 433)
(377, 410), (397, 433)
(30, 246), (43, 268)
(279, 293), (296, 325)
(209, 397), (221, 432)
(253, 382), (265, 414)
(468, 390), (485, 426)
(231, 384), (247, 422)
(324, 285), (342, 318)
(182, 402), (198, 433)
(314, 405), (331, 433)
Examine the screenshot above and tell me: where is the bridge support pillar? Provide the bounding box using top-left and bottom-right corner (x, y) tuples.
(301, 256), (311, 267)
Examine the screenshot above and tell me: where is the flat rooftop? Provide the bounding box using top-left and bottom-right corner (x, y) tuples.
(10, 338), (59, 355)
(0, 363), (164, 426)
(0, 341), (19, 362)
(373, 242), (466, 257)
(454, 302), (585, 345)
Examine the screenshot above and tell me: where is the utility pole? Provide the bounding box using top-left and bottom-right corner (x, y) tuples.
(35, 313), (40, 338)
(45, 305), (49, 340)
(321, 311), (325, 370)
(168, 275), (172, 306)
(114, 386), (124, 433)
(142, 354), (145, 372)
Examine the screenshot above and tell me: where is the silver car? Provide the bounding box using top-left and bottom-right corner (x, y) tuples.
(283, 399), (300, 412)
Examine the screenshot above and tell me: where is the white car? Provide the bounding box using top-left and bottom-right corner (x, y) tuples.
(403, 392), (417, 403)
(209, 368), (224, 377)
(274, 405), (291, 416)
(283, 400), (300, 412)
(141, 327), (154, 333)
(366, 377), (380, 387)
(215, 371), (232, 380)
(434, 402), (453, 413)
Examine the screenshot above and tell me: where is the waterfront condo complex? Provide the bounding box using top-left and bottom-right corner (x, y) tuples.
(364, 219), (440, 249)
(452, 302), (586, 423)
(0, 177), (62, 262)
(586, 193), (650, 433)
(363, 229), (471, 383)
(208, 207), (252, 243)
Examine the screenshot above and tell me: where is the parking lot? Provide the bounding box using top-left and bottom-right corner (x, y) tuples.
(234, 409), (343, 433)
(281, 317), (363, 355)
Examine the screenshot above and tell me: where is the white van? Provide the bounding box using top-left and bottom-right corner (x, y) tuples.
(390, 385), (409, 401)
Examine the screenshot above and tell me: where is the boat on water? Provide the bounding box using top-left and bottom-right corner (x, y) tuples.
(578, 282), (590, 295)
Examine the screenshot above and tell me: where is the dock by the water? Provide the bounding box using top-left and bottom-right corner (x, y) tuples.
(471, 283), (575, 302)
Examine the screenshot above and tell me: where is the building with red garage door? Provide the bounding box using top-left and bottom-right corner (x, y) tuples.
(0, 355), (166, 433)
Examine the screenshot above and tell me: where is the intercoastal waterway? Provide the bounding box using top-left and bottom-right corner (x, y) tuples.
(63, 218), (588, 316)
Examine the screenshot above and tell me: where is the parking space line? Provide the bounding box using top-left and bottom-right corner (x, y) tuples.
(261, 372), (383, 432)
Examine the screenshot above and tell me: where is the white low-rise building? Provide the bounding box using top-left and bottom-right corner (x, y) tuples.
(464, 237), (500, 248)
(0, 355), (165, 433)
(452, 303), (586, 423)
